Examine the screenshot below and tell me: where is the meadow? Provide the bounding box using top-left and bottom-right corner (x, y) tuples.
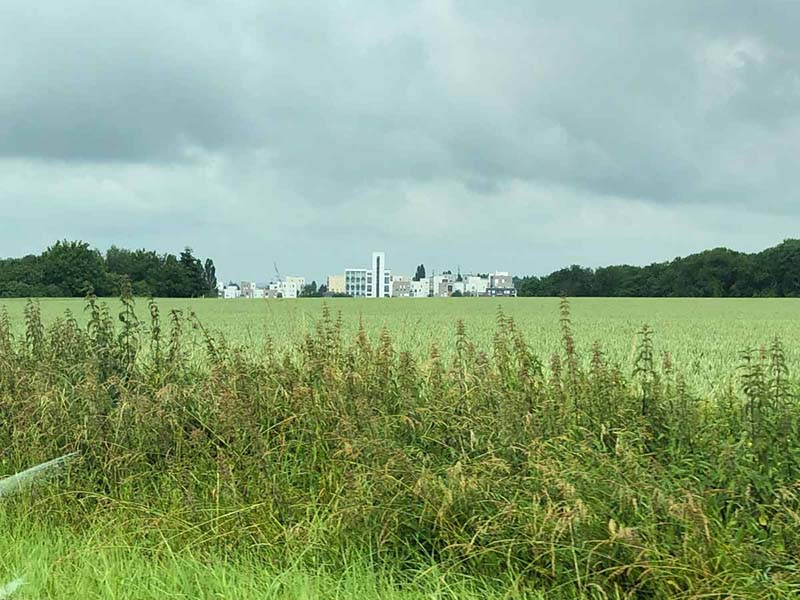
(1, 296), (798, 394)
(1, 294), (800, 598)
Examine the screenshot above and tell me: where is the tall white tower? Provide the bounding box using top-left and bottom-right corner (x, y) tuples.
(371, 251), (388, 298)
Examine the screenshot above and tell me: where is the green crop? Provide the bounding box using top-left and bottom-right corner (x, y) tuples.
(1, 295), (797, 395)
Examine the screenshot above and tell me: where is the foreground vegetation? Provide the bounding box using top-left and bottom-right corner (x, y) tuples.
(0, 519), (521, 600)
(1, 293), (800, 597)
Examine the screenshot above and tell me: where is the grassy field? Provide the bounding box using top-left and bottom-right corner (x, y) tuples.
(1, 296), (798, 394)
(1, 294), (800, 598)
(0, 516), (527, 600)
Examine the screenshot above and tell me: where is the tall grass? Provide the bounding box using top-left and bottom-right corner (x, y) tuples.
(0, 517), (537, 600)
(0, 293), (799, 597)
(0, 453), (75, 598)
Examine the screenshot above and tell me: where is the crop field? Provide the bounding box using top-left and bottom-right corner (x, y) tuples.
(1, 294), (800, 598)
(1, 296), (798, 394)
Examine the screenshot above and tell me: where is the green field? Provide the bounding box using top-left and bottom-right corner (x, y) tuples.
(2, 295), (800, 598)
(0, 516), (522, 600)
(1, 296), (798, 393)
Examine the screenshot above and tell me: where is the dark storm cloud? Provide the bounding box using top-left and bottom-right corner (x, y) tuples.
(1, 1), (799, 279)
(0, 3), (251, 161)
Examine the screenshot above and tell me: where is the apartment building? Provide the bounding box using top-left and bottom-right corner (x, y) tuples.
(465, 276), (489, 296)
(327, 274), (345, 294)
(487, 271), (517, 297)
(392, 280), (411, 297)
(344, 268), (368, 297)
(390, 275), (411, 297)
(268, 279), (302, 298)
(342, 251), (390, 298)
(489, 272), (513, 289)
(409, 279), (429, 298)
(451, 280), (466, 296)
(285, 276), (306, 290)
(240, 281), (257, 299)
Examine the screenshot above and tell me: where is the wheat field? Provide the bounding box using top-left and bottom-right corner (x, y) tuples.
(1, 296), (798, 393)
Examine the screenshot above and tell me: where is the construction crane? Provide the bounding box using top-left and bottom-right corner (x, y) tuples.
(273, 261), (283, 283)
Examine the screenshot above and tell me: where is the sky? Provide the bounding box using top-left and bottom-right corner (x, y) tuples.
(1, 1), (799, 283)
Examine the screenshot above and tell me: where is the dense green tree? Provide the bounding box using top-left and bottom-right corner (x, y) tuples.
(300, 281), (320, 297)
(204, 259), (217, 296)
(413, 264), (426, 281)
(0, 255), (47, 297)
(0, 241), (218, 298)
(105, 246), (165, 296)
(515, 239), (800, 298)
(757, 239), (800, 297)
(40, 240), (109, 296)
(155, 254), (189, 297)
(179, 248), (207, 297)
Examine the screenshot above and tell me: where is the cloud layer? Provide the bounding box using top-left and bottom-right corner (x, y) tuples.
(2, 1), (799, 280)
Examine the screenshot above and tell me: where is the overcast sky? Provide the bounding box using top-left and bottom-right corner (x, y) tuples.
(2, 1), (799, 282)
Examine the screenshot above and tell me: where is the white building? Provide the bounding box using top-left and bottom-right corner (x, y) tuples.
(451, 280), (467, 296)
(465, 276), (489, 296)
(390, 274), (411, 297)
(261, 275), (305, 299)
(390, 281), (410, 297)
(368, 251), (390, 298)
(223, 284), (240, 299)
(332, 254), (516, 299)
(409, 279), (429, 298)
(285, 276), (306, 290)
(343, 251), (390, 298)
(269, 280), (301, 298)
(429, 273), (457, 297)
(240, 281), (257, 299)
(345, 268), (368, 297)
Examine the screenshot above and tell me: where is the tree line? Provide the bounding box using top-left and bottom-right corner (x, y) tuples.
(515, 239), (800, 297)
(4, 238), (799, 299)
(0, 240), (217, 298)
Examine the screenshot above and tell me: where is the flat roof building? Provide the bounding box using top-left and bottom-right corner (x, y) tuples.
(327, 274), (345, 294)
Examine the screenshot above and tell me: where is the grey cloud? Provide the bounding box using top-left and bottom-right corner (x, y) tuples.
(0, 3), (250, 161)
(1, 1), (800, 280)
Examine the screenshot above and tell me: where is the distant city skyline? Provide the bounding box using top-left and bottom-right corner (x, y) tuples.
(221, 249), (509, 290)
(218, 249), (517, 299)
